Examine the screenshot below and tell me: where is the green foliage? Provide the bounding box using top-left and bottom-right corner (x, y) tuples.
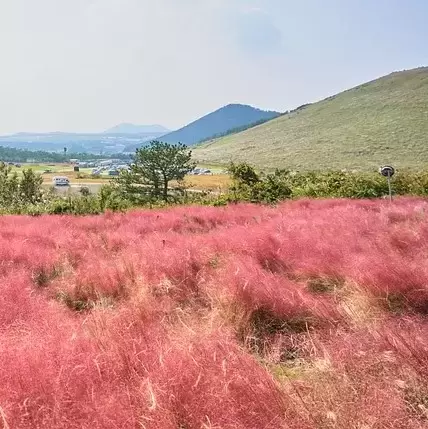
(228, 162), (260, 186)
(0, 162), (19, 207)
(115, 141), (196, 202)
(0, 162), (44, 210)
(258, 170), (293, 203)
(290, 170), (400, 199)
(228, 162), (292, 203)
(20, 168), (44, 204)
(225, 162), (428, 204)
(99, 184), (132, 212)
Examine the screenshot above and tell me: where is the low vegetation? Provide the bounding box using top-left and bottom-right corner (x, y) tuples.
(0, 162), (45, 210)
(226, 162), (428, 203)
(2, 155), (428, 215)
(1, 198), (428, 428)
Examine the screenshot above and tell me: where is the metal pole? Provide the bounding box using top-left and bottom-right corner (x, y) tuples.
(387, 173), (392, 202)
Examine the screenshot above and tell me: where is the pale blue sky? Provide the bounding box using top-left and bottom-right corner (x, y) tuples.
(0, 0), (427, 134)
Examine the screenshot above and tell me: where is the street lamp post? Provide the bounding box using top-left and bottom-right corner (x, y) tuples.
(379, 165), (395, 202)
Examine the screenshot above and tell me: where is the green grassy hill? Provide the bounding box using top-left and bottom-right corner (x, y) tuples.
(193, 67), (428, 171)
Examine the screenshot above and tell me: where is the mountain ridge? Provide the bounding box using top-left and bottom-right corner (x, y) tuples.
(123, 104), (281, 152)
(160, 104), (281, 145)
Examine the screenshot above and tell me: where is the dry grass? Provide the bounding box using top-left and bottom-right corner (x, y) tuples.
(179, 174), (231, 191)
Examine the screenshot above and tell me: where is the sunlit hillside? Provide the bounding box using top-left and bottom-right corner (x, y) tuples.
(194, 67), (428, 171)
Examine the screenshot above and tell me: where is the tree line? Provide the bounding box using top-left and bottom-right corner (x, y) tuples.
(0, 146), (130, 163)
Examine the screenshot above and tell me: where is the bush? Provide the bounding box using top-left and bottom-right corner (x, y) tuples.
(227, 163), (428, 203)
(0, 162), (46, 211)
(228, 163), (292, 203)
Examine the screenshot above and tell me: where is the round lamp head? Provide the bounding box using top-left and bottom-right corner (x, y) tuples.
(380, 165), (395, 177)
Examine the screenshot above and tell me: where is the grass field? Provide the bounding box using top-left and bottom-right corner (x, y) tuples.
(181, 174), (230, 190)
(194, 67), (428, 171)
(10, 163), (231, 191)
(2, 198), (428, 428)
(10, 163), (108, 184)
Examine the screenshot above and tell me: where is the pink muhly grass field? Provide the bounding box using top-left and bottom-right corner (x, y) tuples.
(1, 198), (428, 428)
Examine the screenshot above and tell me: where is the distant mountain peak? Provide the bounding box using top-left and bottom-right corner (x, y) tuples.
(122, 103), (281, 152)
(152, 104), (281, 146)
(222, 103), (277, 112)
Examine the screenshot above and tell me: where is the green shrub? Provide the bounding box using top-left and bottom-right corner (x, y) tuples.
(226, 163), (428, 203)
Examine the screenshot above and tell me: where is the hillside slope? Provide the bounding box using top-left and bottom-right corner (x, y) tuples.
(194, 67), (428, 171)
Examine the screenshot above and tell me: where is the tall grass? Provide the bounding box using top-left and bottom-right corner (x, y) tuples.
(1, 198), (428, 427)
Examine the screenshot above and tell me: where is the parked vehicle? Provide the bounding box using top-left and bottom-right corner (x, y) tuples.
(52, 176), (70, 186)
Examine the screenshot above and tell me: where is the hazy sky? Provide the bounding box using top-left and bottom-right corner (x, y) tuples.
(0, 0), (427, 134)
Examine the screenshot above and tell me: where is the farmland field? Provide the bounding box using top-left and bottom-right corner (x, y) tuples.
(1, 198), (428, 428)
(9, 163), (230, 192)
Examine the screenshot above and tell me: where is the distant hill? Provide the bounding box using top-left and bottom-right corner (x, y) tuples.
(193, 67), (428, 171)
(0, 131), (162, 155)
(105, 123), (170, 135)
(123, 104), (281, 152)
(160, 104), (281, 145)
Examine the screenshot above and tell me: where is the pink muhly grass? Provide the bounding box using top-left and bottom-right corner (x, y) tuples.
(1, 197), (428, 427)
(143, 329), (295, 429)
(220, 257), (336, 325)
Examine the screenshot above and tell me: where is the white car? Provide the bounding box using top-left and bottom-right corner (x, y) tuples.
(52, 176), (70, 186)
